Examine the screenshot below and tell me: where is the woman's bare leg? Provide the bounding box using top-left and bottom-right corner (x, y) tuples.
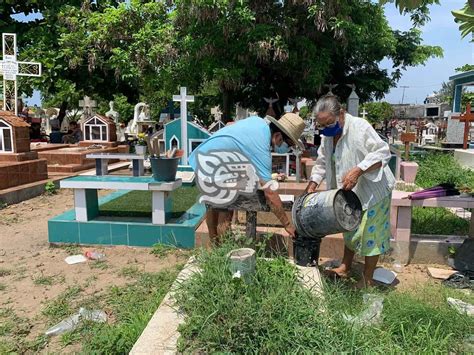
(326, 245), (355, 278)
(355, 255), (379, 288)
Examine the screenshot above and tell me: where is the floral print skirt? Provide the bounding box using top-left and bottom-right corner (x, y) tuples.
(343, 194), (391, 257)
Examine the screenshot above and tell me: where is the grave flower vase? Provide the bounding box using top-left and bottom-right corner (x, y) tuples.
(135, 145), (147, 155)
(150, 157), (179, 181)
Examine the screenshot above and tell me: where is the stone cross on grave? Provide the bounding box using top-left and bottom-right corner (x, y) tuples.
(173, 86), (194, 164)
(452, 102), (474, 149)
(361, 108), (368, 120)
(0, 33), (42, 116)
(79, 96), (97, 120)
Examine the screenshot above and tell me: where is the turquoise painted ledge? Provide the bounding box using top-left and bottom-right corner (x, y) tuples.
(48, 190), (206, 248)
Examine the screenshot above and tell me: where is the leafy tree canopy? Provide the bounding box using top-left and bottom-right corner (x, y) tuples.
(361, 101), (394, 125)
(2, 0), (442, 124)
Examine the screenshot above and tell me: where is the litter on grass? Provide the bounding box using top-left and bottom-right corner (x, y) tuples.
(343, 294), (384, 327)
(447, 297), (474, 316)
(373, 267), (397, 284)
(65, 255), (88, 265)
(45, 308), (107, 336)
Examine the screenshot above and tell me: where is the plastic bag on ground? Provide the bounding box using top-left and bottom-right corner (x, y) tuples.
(343, 294), (384, 327)
(45, 307), (107, 336)
(447, 297), (474, 316)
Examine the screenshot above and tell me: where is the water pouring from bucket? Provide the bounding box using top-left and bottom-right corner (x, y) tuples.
(291, 189), (363, 266)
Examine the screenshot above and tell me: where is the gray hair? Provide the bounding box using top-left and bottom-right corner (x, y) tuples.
(312, 95), (342, 118)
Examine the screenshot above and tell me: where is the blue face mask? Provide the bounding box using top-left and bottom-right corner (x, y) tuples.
(275, 141), (290, 154)
(320, 121), (343, 136)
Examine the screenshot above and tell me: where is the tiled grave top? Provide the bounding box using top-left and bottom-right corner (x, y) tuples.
(86, 153), (145, 160)
(60, 175), (182, 191)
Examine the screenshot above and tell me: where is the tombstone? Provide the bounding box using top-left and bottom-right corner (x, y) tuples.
(0, 111), (48, 191)
(361, 108), (368, 120)
(422, 122), (438, 145)
(235, 104), (249, 121)
(81, 114), (117, 145)
(283, 101), (293, 113)
(325, 84), (338, 95)
(447, 116), (468, 146)
(173, 87), (194, 164)
(289, 98), (302, 113)
(0, 33), (42, 116)
(127, 102), (153, 136)
(346, 84), (359, 117)
(210, 106), (222, 122)
(451, 103), (474, 149)
(78, 96), (97, 124)
(105, 101), (119, 124)
(264, 97), (278, 117)
(163, 118), (210, 163)
(0, 113), (28, 153)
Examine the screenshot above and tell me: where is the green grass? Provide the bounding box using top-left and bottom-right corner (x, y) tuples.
(0, 283), (5, 291)
(175, 242), (474, 353)
(99, 185), (200, 219)
(0, 268), (11, 277)
(42, 285), (84, 323)
(78, 267), (181, 353)
(33, 266), (181, 353)
(413, 152), (474, 190)
(0, 308), (47, 353)
(150, 243), (178, 258)
(33, 274), (55, 286)
(119, 265), (143, 278)
(412, 207), (470, 235)
(89, 260), (109, 270)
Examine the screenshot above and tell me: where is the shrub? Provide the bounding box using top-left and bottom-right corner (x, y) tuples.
(44, 181), (57, 195)
(413, 152), (474, 190)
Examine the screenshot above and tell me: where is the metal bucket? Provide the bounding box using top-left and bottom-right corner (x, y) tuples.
(292, 189), (363, 238)
(293, 236), (321, 266)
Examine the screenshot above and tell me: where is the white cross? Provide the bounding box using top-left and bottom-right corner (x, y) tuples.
(173, 87), (194, 164)
(361, 108), (368, 119)
(0, 33), (42, 116)
(79, 95), (97, 119)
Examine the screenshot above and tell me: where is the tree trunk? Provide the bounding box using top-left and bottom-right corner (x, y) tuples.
(57, 101), (68, 126)
(222, 89), (233, 123)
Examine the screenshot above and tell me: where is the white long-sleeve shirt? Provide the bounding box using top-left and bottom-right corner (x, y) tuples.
(310, 113), (395, 210)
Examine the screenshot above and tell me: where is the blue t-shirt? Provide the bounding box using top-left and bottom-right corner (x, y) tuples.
(189, 116), (272, 182)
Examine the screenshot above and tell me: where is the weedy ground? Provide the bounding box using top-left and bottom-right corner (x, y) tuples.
(175, 240), (474, 353)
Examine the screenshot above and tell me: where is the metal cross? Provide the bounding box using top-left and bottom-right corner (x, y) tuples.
(0, 33), (42, 116)
(173, 87), (194, 164)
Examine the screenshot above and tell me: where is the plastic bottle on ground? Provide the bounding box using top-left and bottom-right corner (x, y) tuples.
(84, 251), (106, 261)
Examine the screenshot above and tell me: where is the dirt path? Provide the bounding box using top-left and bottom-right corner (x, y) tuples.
(0, 189), (462, 352)
(0, 189), (185, 352)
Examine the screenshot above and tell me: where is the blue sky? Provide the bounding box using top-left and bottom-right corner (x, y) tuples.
(381, 0), (472, 104)
(12, 1), (474, 106)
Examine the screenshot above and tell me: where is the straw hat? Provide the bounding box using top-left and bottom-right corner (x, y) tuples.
(266, 113), (305, 150)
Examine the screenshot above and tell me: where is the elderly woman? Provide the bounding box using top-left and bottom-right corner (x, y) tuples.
(306, 95), (395, 288)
